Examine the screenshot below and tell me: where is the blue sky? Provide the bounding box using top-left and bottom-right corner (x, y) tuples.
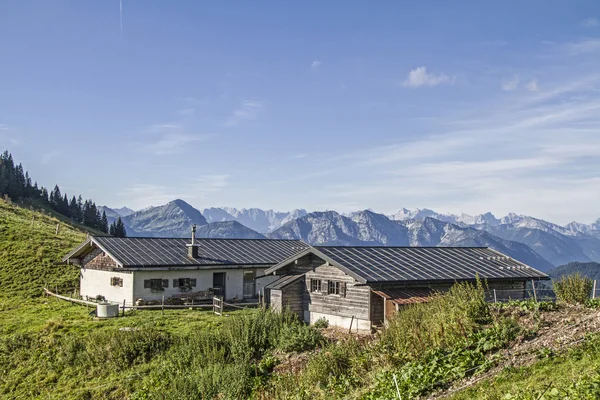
(1, 1), (600, 225)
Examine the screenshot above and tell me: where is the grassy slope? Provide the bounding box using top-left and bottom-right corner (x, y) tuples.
(3, 199), (600, 399)
(0, 198), (86, 299)
(449, 336), (600, 399)
(0, 200), (240, 399)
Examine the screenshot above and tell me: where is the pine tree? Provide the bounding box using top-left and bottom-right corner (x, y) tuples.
(114, 217), (126, 238)
(50, 185), (62, 210)
(76, 195), (84, 223)
(62, 194), (70, 217)
(109, 221), (116, 236)
(100, 211), (109, 233)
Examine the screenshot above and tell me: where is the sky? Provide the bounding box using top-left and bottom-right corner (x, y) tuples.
(1, 1), (600, 225)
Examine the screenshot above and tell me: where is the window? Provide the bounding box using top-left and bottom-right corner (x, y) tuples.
(110, 277), (123, 287)
(310, 278), (322, 293)
(327, 281), (346, 297)
(143, 279), (168, 291)
(173, 278), (197, 290)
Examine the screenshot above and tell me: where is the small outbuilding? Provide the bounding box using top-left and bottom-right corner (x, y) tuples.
(263, 246), (549, 331)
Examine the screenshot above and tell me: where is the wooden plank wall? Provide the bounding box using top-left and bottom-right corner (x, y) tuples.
(270, 289), (283, 312)
(305, 265), (370, 321)
(280, 279), (304, 320)
(370, 291), (384, 325)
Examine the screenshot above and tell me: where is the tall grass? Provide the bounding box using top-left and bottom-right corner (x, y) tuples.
(381, 280), (490, 362)
(554, 273), (593, 305)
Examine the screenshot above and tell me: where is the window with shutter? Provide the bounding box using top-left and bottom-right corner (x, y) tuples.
(162, 279), (169, 288)
(341, 282), (346, 297)
(144, 280), (150, 289)
(190, 278), (196, 287)
(173, 279), (179, 287)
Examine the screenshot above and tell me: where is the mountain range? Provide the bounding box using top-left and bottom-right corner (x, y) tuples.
(100, 200), (600, 272)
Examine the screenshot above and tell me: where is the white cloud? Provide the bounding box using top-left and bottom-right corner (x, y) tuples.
(566, 38), (600, 54)
(310, 60), (322, 71)
(121, 174), (230, 210)
(502, 75), (520, 91)
(525, 79), (539, 92)
(0, 124), (8, 131)
(178, 108), (195, 116)
(581, 18), (599, 28)
(224, 100), (264, 127)
(145, 133), (212, 155)
(401, 66), (454, 88)
(41, 151), (61, 165)
(309, 73), (600, 223)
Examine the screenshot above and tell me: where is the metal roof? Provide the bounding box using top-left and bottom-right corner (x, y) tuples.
(265, 246), (549, 284)
(265, 274), (305, 290)
(64, 236), (310, 268)
(372, 288), (433, 305)
(316, 246), (549, 283)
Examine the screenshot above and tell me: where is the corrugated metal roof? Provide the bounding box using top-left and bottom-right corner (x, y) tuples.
(67, 236), (310, 267)
(265, 274), (305, 290)
(314, 246), (549, 283)
(372, 288), (433, 305)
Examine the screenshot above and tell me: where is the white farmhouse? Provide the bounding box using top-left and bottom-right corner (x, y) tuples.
(62, 230), (309, 306)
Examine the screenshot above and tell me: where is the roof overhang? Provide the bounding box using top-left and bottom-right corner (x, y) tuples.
(264, 246), (368, 284)
(62, 237), (124, 268)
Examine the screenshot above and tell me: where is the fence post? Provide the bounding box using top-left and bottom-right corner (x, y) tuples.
(531, 279), (537, 302)
(593, 280), (597, 300)
(493, 289), (497, 303)
(161, 295), (165, 315)
(122, 299), (126, 317)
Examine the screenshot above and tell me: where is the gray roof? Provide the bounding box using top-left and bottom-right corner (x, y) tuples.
(64, 236), (310, 268)
(265, 274), (305, 290)
(266, 246), (549, 284)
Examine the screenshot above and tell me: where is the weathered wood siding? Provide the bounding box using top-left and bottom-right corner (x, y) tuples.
(305, 264), (370, 321)
(270, 289), (283, 312)
(82, 248), (117, 271)
(370, 291), (384, 325)
(277, 254), (324, 275)
(280, 279), (304, 320)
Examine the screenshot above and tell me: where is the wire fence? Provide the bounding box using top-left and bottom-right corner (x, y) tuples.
(484, 279), (600, 303)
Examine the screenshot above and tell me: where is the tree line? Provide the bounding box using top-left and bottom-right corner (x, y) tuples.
(0, 150), (126, 237)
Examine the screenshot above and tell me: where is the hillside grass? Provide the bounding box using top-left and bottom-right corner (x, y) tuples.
(2, 198), (600, 399)
(449, 333), (600, 399)
(0, 198), (88, 300)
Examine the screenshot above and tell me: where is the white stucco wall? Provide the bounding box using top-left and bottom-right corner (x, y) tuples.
(132, 267), (268, 301)
(80, 268), (134, 306)
(305, 310), (371, 331)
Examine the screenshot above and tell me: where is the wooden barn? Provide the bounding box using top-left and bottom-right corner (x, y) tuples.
(263, 246), (549, 331)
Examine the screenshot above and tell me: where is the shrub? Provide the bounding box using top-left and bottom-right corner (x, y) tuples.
(554, 273), (593, 305)
(276, 324), (324, 353)
(222, 308), (296, 362)
(382, 280), (490, 362)
(85, 328), (172, 370)
(313, 318), (329, 329)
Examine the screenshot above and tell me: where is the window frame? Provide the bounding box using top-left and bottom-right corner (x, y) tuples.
(110, 276), (123, 287)
(143, 278), (168, 291)
(310, 278), (322, 293)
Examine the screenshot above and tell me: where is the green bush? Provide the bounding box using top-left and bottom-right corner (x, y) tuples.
(382, 280), (490, 362)
(85, 328), (172, 370)
(554, 273), (593, 305)
(277, 324), (324, 353)
(313, 318), (329, 329)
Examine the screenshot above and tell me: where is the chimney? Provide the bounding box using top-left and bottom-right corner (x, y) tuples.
(186, 225), (199, 258)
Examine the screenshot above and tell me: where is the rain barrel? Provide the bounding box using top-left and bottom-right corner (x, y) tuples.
(97, 302), (119, 318)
